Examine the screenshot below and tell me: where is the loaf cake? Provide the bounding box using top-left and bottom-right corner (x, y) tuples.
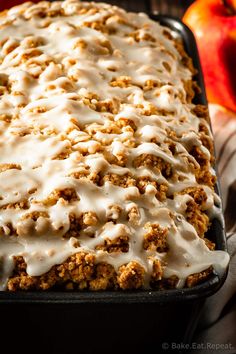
(0, 0), (229, 291)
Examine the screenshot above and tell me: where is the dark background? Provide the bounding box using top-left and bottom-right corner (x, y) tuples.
(0, 0), (195, 18)
(90, 0), (195, 18)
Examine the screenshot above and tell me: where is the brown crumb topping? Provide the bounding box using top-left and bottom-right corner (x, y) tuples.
(143, 223), (168, 252)
(133, 154), (172, 178)
(185, 266), (213, 288)
(117, 261), (145, 289)
(95, 235), (129, 253)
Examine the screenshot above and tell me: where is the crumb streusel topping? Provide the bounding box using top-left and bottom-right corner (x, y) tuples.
(0, 0), (229, 290)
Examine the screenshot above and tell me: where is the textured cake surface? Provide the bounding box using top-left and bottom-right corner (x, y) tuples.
(0, 0), (229, 291)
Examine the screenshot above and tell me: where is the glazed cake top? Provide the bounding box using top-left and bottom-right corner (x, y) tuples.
(0, 0), (229, 290)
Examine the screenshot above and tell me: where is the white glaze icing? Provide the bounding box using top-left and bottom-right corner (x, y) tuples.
(0, 0), (229, 290)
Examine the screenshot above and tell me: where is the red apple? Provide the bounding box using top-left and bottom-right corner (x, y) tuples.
(183, 0), (236, 112)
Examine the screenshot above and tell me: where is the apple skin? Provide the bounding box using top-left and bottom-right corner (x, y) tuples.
(183, 0), (236, 112)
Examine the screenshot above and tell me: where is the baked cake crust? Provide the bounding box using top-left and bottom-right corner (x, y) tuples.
(0, 0), (229, 291)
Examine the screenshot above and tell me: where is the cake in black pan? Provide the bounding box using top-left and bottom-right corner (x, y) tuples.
(0, 0), (229, 291)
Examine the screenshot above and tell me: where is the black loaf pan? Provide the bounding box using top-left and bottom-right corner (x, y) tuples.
(0, 14), (228, 354)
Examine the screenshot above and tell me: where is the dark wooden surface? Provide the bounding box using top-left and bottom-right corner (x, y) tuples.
(85, 0), (195, 18)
